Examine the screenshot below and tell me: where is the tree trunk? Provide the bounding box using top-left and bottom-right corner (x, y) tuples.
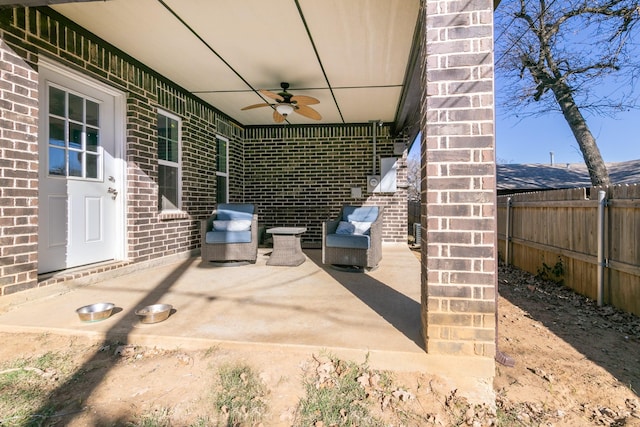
(551, 82), (611, 187)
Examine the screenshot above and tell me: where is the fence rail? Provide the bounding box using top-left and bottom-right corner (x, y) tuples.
(498, 184), (640, 316)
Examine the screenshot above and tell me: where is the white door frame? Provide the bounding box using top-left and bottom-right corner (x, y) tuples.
(38, 58), (127, 264)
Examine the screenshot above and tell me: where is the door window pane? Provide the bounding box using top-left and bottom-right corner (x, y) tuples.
(69, 150), (82, 177)
(49, 118), (65, 147)
(86, 100), (99, 127)
(69, 93), (83, 122)
(86, 153), (98, 179)
(49, 86), (65, 117)
(69, 122), (83, 150)
(49, 146), (66, 176)
(87, 128), (99, 152)
(48, 85), (101, 180)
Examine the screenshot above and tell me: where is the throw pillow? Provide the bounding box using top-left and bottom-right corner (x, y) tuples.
(213, 219), (252, 231)
(351, 221), (372, 235)
(336, 221), (355, 234)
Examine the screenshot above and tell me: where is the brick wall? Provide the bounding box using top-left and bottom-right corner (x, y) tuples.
(420, 0), (497, 356)
(124, 83), (243, 262)
(0, 7), (243, 293)
(0, 7), (411, 295)
(244, 125), (408, 247)
(0, 37), (39, 295)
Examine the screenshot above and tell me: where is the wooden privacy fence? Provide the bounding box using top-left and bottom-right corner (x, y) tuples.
(497, 184), (640, 316)
(408, 200), (420, 236)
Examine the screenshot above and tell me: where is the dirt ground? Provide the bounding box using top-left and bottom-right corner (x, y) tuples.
(494, 264), (640, 426)
(0, 262), (639, 426)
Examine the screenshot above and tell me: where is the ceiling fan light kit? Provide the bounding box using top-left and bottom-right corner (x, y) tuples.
(275, 103), (294, 116)
(241, 82), (322, 123)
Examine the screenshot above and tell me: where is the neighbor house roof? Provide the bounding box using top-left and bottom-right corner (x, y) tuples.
(497, 159), (640, 193)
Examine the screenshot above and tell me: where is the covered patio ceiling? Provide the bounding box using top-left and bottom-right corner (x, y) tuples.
(11, 0), (424, 133)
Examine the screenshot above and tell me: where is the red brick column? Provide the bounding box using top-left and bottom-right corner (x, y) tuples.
(420, 0), (497, 356)
(0, 37), (39, 295)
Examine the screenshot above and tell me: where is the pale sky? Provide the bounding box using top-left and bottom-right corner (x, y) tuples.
(496, 107), (640, 165)
(407, 107), (640, 165)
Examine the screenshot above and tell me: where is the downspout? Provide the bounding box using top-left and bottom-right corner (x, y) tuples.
(597, 190), (607, 306)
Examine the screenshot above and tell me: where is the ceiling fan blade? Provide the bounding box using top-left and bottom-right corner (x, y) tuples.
(295, 104), (322, 120)
(273, 109), (286, 123)
(290, 95), (319, 106)
(259, 89), (284, 102)
(241, 103), (272, 111)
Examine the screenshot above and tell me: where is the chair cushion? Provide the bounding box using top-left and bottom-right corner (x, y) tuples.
(205, 230), (252, 244)
(336, 221), (355, 234)
(216, 203), (254, 220)
(343, 206), (379, 223)
(213, 219), (252, 231)
(326, 233), (370, 249)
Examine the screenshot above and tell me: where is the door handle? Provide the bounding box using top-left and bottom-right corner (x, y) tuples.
(107, 187), (118, 200)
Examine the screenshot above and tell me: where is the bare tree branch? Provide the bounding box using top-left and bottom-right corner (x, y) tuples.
(496, 0), (640, 185)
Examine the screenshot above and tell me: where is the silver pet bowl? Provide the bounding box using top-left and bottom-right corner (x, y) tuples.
(76, 303), (115, 322)
(135, 304), (173, 324)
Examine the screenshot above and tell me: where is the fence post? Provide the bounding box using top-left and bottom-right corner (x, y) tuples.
(505, 197), (512, 266)
(597, 190), (607, 306)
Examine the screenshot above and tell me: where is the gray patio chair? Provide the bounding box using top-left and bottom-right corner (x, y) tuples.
(322, 205), (383, 270)
(201, 203), (258, 264)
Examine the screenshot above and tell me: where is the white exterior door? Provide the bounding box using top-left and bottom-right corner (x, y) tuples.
(38, 63), (124, 274)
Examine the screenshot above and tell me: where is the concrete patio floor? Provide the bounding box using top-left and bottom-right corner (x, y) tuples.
(0, 243), (495, 403)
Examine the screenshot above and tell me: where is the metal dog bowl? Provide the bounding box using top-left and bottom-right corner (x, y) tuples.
(76, 303), (115, 322)
(135, 304), (173, 324)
